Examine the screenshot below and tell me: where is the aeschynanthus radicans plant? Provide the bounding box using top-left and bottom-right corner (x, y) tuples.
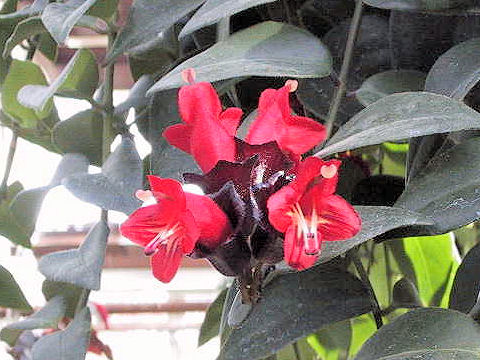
(120, 68), (361, 302)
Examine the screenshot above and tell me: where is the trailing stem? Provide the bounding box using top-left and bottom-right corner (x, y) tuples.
(351, 249), (384, 329)
(323, 0), (364, 139)
(0, 130), (18, 197)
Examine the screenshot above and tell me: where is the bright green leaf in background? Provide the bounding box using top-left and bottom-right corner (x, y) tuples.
(150, 21), (332, 92)
(198, 288), (228, 346)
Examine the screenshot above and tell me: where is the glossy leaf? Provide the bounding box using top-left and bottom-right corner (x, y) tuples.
(0, 296), (66, 346)
(355, 308), (480, 360)
(356, 70), (426, 107)
(52, 110), (103, 165)
(363, 0), (474, 11)
(0, 265), (32, 312)
(450, 242), (480, 313)
(397, 137), (480, 233)
(218, 263), (371, 360)
(317, 92), (480, 157)
(19, 49), (98, 111)
(31, 307), (91, 360)
(317, 206), (433, 264)
(425, 38), (480, 100)
(199, 288), (228, 346)
(150, 21), (332, 92)
(180, 0), (279, 37)
(105, 0), (205, 63)
(42, 0), (100, 44)
(38, 221), (109, 290)
(63, 137), (143, 214)
(2, 60), (52, 128)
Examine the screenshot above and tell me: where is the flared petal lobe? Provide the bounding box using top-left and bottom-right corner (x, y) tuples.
(151, 245), (183, 282)
(284, 225), (318, 270)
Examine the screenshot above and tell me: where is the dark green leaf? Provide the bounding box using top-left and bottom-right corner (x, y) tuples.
(180, 0), (279, 38)
(0, 264), (32, 311)
(355, 308), (480, 360)
(2, 60), (52, 128)
(42, 281), (83, 318)
(307, 320), (352, 360)
(218, 264), (371, 360)
(53, 110), (103, 165)
(425, 38), (480, 100)
(31, 307), (91, 360)
(0, 182), (31, 247)
(397, 137), (480, 233)
(0, 296), (66, 346)
(317, 206), (433, 264)
(0, 0), (47, 25)
(199, 288), (228, 346)
(356, 70), (426, 107)
(115, 75), (154, 114)
(363, 0), (474, 11)
(42, 0), (101, 44)
(317, 92), (480, 157)
(450, 242), (480, 313)
(150, 21), (332, 92)
(37, 32), (58, 61)
(3, 17), (47, 57)
(105, 0), (205, 63)
(38, 221), (109, 290)
(19, 49), (98, 111)
(63, 137), (142, 214)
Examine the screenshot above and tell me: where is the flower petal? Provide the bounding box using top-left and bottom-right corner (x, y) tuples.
(178, 82), (222, 124)
(178, 210), (200, 254)
(284, 224), (318, 270)
(267, 186), (300, 233)
(279, 116), (326, 155)
(162, 123), (192, 153)
(220, 107), (243, 136)
(294, 157), (341, 196)
(147, 176), (186, 210)
(150, 245), (183, 282)
(120, 204), (171, 247)
(185, 193), (232, 249)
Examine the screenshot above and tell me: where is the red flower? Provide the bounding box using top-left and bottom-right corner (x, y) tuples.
(120, 175), (232, 282)
(163, 69), (243, 173)
(267, 157), (361, 270)
(245, 80), (326, 159)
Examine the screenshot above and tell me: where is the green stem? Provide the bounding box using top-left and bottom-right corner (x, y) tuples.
(323, 0), (363, 139)
(0, 131), (17, 197)
(351, 249), (383, 329)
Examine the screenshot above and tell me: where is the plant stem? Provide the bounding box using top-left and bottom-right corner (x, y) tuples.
(75, 289), (91, 315)
(0, 130), (18, 197)
(323, 0), (363, 139)
(351, 249), (383, 329)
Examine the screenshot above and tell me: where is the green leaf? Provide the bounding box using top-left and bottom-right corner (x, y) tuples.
(317, 92), (480, 157)
(0, 182), (31, 247)
(349, 314), (377, 358)
(396, 137), (480, 233)
(150, 21), (332, 92)
(38, 221), (109, 290)
(19, 49), (98, 111)
(0, 296), (66, 346)
(425, 38), (480, 100)
(317, 206), (433, 264)
(37, 32), (58, 61)
(42, 281), (83, 318)
(0, 0), (47, 25)
(199, 288), (228, 346)
(31, 307), (91, 360)
(218, 263), (371, 360)
(180, 0), (279, 38)
(2, 60), (52, 128)
(307, 320), (352, 360)
(86, 0), (118, 22)
(355, 308), (480, 360)
(63, 137), (143, 214)
(0, 264), (32, 311)
(53, 110), (103, 165)
(450, 242), (480, 313)
(115, 75), (154, 115)
(390, 234), (459, 306)
(356, 70), (426, 107)
(362, 0), (474, 11)
(42, 0), (101, 44)
(3, 17), (47, 57)
(105, 0), (205, 63)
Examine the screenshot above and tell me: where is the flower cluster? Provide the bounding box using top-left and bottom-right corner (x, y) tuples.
(120, 69), (361, 300)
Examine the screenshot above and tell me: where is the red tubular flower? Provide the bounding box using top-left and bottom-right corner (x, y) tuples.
(245, 80), (326, 158)
(163, 69), (243, 173)
(120, 175), (232, 282)
(267, 157), (361, 270)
